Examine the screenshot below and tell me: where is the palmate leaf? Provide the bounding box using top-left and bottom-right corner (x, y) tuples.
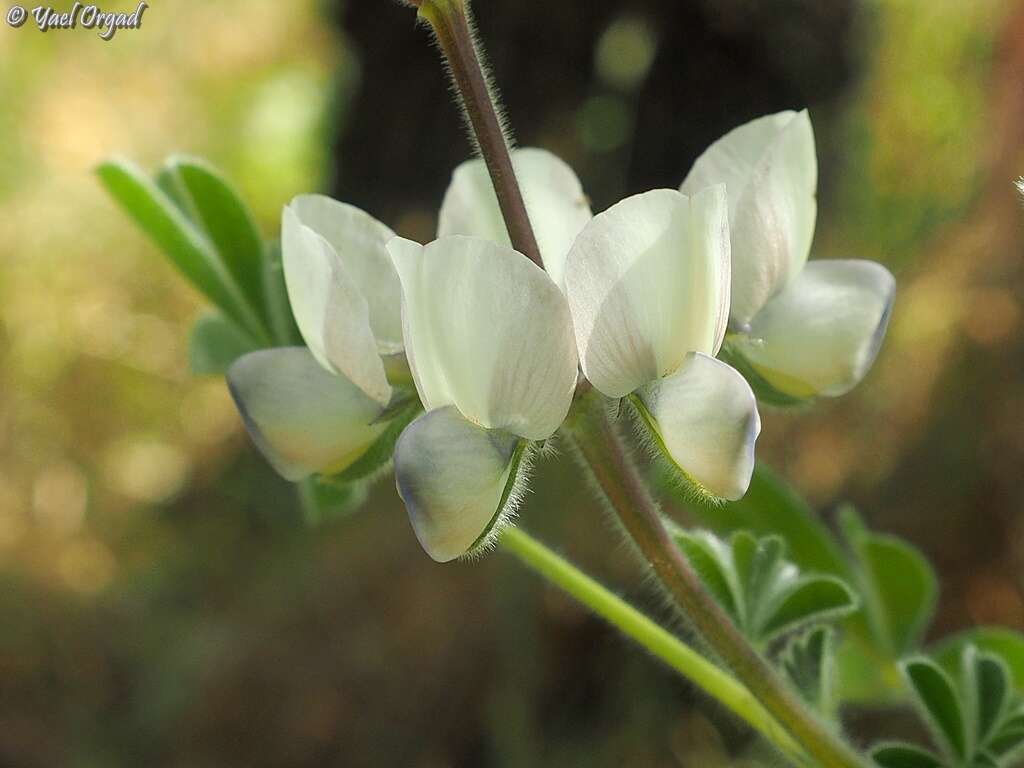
(903, 656), (968, 761)
(878, 646), (1024, 768)
(841, 507), (937, 657)
(159, 155), (271, 333)
(934, 629), (1024, 694)
(97, 158), (268, 343)
(967, 648), (1012, 748)
(673, 529), (857, 649)
(104, 154), (397, 529)
(678, 464), (941, 704)
(833, 507), (940, 704)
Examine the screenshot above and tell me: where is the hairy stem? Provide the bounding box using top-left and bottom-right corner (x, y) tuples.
(415, 0), (543, 266)
(499, 526), (805, 761)
(408, 3), (861, 764)
(567, 393), (866, 768)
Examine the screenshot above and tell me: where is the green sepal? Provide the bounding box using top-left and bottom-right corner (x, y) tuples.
(188, 312), (259, 376)
(325, 395), (421, 485)
(718, 342), (809, 408)
(466, 438), (532, 557)
(627, 394), (720, 505)
(298, 475), (370, 526)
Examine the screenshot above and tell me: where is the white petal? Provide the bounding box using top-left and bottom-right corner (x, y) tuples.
(437, 148), (593, 289)
(227, 348), (387, 482)
(288, 195), (403, 353)
(635, 353), (760, 501)
(681, 110), (817, 324)
(387, 235), (578, 440)
(395, 407), (524, 563)
(281, 204), (334, 369)
(563, 186), (731, 398)
(282, 206), (391, 405)
(737, 259), (895, 398)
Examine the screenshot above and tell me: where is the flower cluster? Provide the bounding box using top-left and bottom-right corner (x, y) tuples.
(227, 111), (895, 562)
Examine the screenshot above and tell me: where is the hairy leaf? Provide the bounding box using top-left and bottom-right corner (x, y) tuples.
(781, 625), (835, 715)
(902, 656), (967, 760)
(673, 529), (856, 647)
(934, 629), (1024, 694)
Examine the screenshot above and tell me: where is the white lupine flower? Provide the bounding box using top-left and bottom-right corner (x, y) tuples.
(226, 148), (590, 501)
(388, 235), (579, 562)
(229, 148), (763, 559)
(680, 110), (895, 399)
(227, 195), (407, 480)
(563, 186), (761, 501)
(438, 147), (593, 289)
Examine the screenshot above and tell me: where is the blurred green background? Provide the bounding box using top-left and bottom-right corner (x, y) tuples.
(1, 0), (1023, 765)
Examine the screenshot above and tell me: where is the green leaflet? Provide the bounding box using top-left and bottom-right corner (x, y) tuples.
(678, 464), (939, 704)
(933, 629), (1024, 694)
(672, 529), (857, 649)
(874, 646), (1024, 768)
(904, 656), (969, 760)
(871, 743), (945, 768)
(841, 507), (937, 657)
(97, 158), (268, 343)
(781, 625), (836, 717)
(683, 463), (849, 578)
(159, 155), (271, 334)
(188, 312), (259, 376)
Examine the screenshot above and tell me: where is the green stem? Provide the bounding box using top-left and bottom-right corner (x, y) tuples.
(406, 3), (861, 764)
(568, 393), (866, 768)
(499, 526), (805, 762)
